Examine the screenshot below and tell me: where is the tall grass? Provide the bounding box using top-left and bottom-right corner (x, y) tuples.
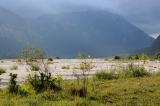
(95, 64), (150, 80)
(95, 71), (118, 80)
(123, 64), (150, 77)
(0, 67), (6, 75)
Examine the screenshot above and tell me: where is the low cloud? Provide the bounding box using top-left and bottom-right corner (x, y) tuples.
(0, 0), (159, 34)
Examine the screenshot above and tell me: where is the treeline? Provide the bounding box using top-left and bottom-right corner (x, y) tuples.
(113, 53), (160, 61)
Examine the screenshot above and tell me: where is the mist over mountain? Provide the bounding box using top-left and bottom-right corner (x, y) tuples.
(0, 5), (154, 58)
(0, 0), (160, 34)
(31, 10), (153, 57)
(0, 7), (34, 57)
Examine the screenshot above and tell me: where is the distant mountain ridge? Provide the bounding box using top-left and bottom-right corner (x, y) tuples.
(0, 7), (33, 57)
(150, 33), (160, 39)
(0, 7), (154, 58)
(32, 10), (153, 57)
(151, 35), (160, 53)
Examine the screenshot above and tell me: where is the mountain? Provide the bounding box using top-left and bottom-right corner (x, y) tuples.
(151, 35), (160, 53)
(32, 10), (153, 57)
(0, 7), (154, 58)
(150, 33), (160, 39)
(0, 7), (33, 57)
(143, 35), (160, 54)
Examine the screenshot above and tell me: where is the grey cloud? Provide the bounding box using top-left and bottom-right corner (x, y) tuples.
(0, 0), (159, 34)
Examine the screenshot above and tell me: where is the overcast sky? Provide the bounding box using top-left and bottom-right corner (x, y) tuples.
(0, 0), (159, 35)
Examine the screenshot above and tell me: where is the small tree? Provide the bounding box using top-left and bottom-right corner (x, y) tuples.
(140, 53), (148, 64)
(72, 52), (93, 97)
(20, 46), (61, 92)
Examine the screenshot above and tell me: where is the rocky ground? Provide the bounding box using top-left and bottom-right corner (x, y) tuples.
(0, 59), (160, 88)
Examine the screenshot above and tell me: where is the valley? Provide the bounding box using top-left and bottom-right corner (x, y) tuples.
(0, 59), (160, 88)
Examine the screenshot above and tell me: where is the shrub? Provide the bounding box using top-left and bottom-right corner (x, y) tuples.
(18, 59), (21, 62)
(139, 53), (149, 63)
(123, 64), (150, 77)
(55, 57), (60, 59)
(0, 67), (6, 75)
(95, 71), (118, 80)
(28, 73), (61, 92)
(128, 55), (140, 60)
(8, 73), (19, 93)
(61, 65), (70, 70)
(19, 83), (35, 96)
(48, 58), (53, 61)
(30, 63), (40, 71)
(135, 55), (140, 60)
(47, 61), (53, 64)
(114, 56), (121, 60)
(10, 65), (18, 70)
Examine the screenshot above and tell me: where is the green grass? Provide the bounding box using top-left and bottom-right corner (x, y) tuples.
(95, 71), (118, 80)
(0, 67), (6, 75)
(1, 75), (160, 105)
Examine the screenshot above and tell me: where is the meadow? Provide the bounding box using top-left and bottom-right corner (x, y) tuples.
(1, 72), (160, 106)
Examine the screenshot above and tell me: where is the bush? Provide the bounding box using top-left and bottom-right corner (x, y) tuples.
(135, 55), (140, 60)
(128, 55), (140, 60)
(95, 71), (118, 80)
(55, 57), (60, 59)
(10, 65), (18, 70)
(8, 73), (19, 93)
(48, 58), (53, 61)
(30, 63), (40, 71)
(18, 59), (21, 62)
(124, 64), (150, 77)
(0, 67), (6, 75)
(114, 56), (121, 60)
(61, 65), (70, 70)
(28, 73), (61, 93)
(19, 83), (35, 96)
(47, 61), (53, 64)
